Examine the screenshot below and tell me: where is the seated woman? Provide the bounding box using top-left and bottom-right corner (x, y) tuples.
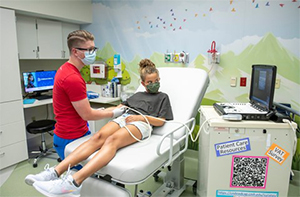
(25, 59), (173, 197)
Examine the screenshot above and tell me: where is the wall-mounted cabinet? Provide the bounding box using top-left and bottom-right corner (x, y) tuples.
(62, 23), (80, 58)
(16, 15), (79, 59)
(0, 8), (28, 170)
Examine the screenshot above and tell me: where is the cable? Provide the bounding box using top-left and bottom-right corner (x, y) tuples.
(282, 119), (298, 156)
(121, 106), (152, 142)
(120, 106), (221, 143)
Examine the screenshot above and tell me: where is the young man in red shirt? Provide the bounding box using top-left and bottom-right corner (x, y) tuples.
(25, 30), (124, 185)
(52, 30), (123, 160)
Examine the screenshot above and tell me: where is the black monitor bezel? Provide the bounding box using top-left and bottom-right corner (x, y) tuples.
(249, 64), (277, 111)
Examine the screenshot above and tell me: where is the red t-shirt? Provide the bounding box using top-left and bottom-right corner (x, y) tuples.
(53, 62), (88, 139)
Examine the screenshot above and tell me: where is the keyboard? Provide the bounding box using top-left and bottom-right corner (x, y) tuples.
(35, 95), (52, 100)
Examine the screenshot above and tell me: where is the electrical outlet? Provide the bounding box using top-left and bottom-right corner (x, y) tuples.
(275, 79), (281, 89)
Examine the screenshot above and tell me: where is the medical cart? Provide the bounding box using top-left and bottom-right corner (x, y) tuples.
(198, 106), (297, 197)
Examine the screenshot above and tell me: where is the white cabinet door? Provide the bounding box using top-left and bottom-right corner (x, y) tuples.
(62, 23), (80, 58)
(16, 16), (38, 59)
(37, 19), (63, 59)
(0, 9), (23, 103)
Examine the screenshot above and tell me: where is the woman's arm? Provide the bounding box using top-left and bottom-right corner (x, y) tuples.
(125, 115), (165, 127)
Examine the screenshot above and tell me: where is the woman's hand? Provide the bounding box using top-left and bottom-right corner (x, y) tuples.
(125, 115), (144, 123)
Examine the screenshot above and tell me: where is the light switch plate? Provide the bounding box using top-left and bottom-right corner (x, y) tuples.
(230, 77), (237, 87)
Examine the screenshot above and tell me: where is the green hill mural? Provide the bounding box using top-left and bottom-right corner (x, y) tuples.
(231, 33), (300, 85)
(91, 35), (299, 153)
(95, 33), (300, 112)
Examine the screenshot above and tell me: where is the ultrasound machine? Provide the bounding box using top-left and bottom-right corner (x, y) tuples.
(213, 65), (277, 120)
(198, 65), (297, 197)
(23, 70), (56, 100)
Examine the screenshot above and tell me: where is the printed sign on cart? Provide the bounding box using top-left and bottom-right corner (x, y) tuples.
(215, 138), (251, 157)
(265, 143), (290, 165)
(230, 155), (269, 189)
(216, 190), (278, 197)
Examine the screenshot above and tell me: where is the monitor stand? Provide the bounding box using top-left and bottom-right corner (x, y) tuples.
(32, 92), (52, 100)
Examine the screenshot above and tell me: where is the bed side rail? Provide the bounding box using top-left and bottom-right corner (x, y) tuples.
(156, 118), (195, 167)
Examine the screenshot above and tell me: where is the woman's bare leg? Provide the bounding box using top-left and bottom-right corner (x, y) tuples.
(72, 125), (142, 185)
(55, 122), (121, 176)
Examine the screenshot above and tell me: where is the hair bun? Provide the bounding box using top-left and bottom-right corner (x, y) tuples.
(139, 58), (156, 70)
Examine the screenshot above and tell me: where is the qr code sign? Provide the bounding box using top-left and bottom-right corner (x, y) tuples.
(230, 155), (269, 188)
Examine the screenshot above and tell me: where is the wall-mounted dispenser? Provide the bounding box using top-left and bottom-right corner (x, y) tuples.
(179, 51), (189, 64)
(207, 41), (220, 65)
(164, 51), (189, 64)
(114, 54), (122, 78)
(90, 62), (107, 78)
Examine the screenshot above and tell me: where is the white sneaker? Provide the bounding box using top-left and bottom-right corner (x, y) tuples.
(33, 174), (81, 197)
(25, 164), (58, 186)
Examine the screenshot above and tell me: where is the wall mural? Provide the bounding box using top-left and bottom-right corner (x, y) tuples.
(82, 1), (300, 167)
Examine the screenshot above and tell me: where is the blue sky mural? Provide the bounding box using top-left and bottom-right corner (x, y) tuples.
(82, 0), (300, 111)
(85, 0), (299, 61)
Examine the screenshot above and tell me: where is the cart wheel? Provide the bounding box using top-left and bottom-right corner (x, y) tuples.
(33, 163), (38, 168)
(193, 181), (197, 195)
(193, 186), (197, 195)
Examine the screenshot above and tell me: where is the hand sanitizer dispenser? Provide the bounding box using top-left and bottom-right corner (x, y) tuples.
(114, 54), (122, 78)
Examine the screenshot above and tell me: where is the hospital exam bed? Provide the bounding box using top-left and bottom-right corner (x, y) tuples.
(65, 67), (209, 196)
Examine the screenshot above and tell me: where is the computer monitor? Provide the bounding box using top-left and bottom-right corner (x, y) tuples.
(23, 70), (56, 94)
(249, 65), (277, 111)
